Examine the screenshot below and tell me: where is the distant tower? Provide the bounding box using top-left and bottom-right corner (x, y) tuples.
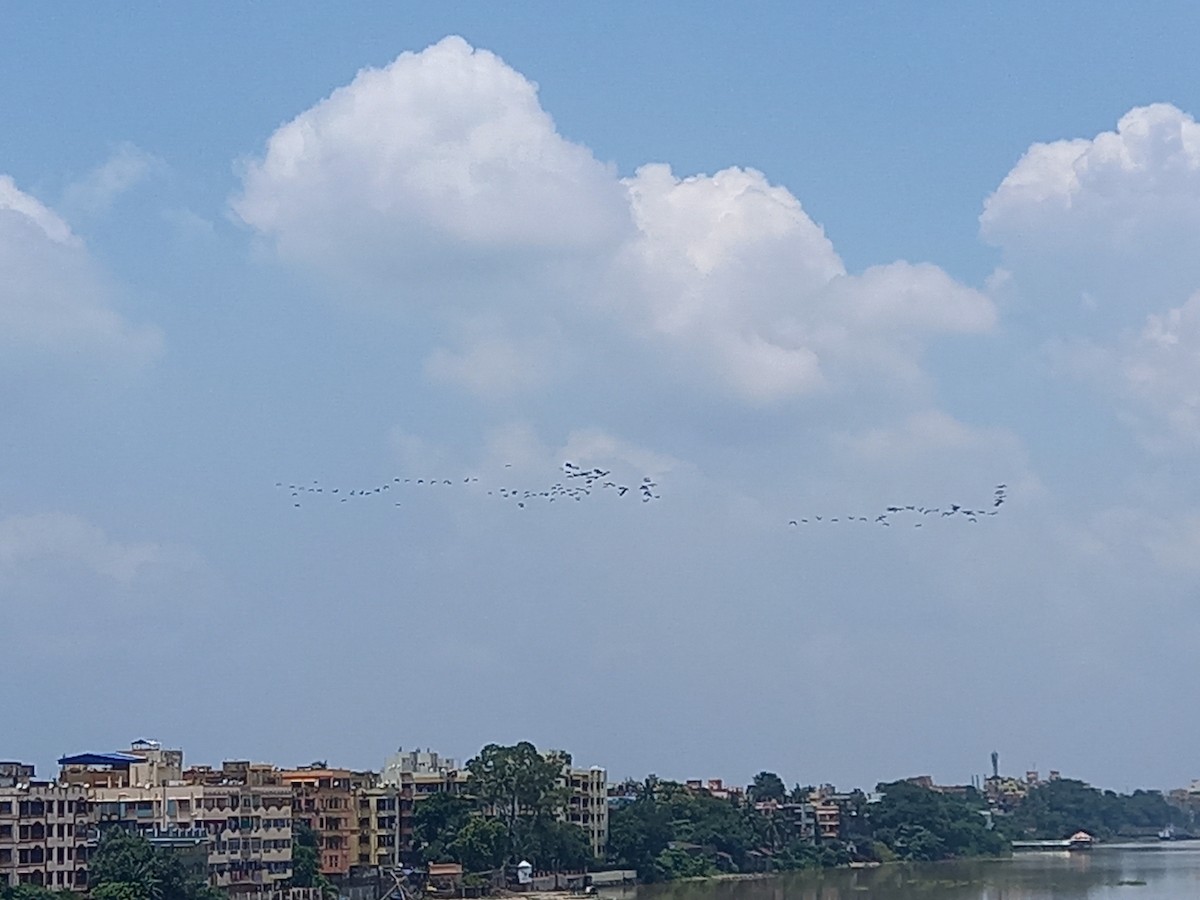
(991, 751), (999, 779)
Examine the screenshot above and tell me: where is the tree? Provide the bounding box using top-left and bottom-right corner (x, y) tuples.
(466, 742), (567, 846)
(607, 787), (673, 879)
(0, 885), (68, 900)
(868, 781), (1007, 861)
(518, 819), (593, 872)
(290, 822), (333, 894)
(448, 816), (508, 873)
(997, 778), (1186, 841)
(88, 829), (163, 900)
(90, 886), (147, 900)
(88, 828), (221, 900)
(411, 792), (475, 864)
(749, 772), (787, 804)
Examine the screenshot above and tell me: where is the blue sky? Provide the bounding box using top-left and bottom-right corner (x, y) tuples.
(5, 3), (1200, 792)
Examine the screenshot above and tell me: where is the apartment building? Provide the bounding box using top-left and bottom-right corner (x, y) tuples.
(60, 744), (292, 891)
(379, 752), (469, 861)
(354, 783), (400, 868)
(0, 764), (91, 892)
(561, 766), (608, 860)
(60, 739), (183, 791)
(280, 767), (356, 877)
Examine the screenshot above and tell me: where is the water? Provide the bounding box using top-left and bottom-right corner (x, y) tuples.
(627, 844), (1200, 900)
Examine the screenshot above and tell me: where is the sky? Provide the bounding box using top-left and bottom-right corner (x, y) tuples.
(4, 2), (1200, 793)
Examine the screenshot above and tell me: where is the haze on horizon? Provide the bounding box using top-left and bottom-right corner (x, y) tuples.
(4, 2), (1200, 795)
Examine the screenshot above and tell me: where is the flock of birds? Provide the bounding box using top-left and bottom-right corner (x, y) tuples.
(788, 484), (1007, 529)
(278, 466), (1009, 530)
(276, 462), (662, 510)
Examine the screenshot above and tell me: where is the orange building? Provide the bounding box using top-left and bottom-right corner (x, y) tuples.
(280, 768), (356, 876)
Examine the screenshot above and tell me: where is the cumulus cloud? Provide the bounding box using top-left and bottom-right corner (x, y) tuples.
(233, 35), (630, 287)
(986, 105), (1200, 448)
(981, 103), (1200, 320)
(0, 174), (162, 365)
(0, 512), (181, 585)
(234, 36), (995, 406)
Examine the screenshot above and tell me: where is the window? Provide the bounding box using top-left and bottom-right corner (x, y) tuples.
(0, 802), (11, 814)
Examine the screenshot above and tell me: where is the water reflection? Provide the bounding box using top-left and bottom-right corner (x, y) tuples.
(628, 845), (1200, 900)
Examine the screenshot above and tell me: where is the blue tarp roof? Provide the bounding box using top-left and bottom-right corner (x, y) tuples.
(57, 752), (143, 766)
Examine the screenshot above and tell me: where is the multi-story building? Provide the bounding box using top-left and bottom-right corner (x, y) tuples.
(280, 767), (356, 877)
(683, 779), (745, 802)
(353, 781), (400, 869)
(379, 753), (469, 862)
(60, 744), (292, 892)
(60, 739), (183, 791)
(381, 749), (459, 781)
(0, 764), (91, 892)
(561, 766), (608, 860)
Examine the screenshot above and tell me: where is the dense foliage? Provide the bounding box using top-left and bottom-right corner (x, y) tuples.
(0, 885), (72, 900)
(289, 822), (333, 894)
(867, 781), (1008, 861)
(410, 741), (594, 875)
(997, 779), (1188, 840)
(87, 828), (221, 900)
(606, 777), (852, 882)
(607, 776), (1016, 881)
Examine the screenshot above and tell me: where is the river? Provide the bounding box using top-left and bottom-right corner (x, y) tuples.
(626, 843), (1200, 900)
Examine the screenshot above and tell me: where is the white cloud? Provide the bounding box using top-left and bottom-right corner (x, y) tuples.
(0, 174), (163, 365)
(619, 165), (994, 402)
(0, 512), (180, 585)
(986, 105), (1200, 449)
(983, 104), (1200, 249)
(981, 103), (1200, 317)
(63, 142), (165, 215)
(1059, 292), (1200, 449)
(233, 35), (994, 407)
(233, 35), (630, 288)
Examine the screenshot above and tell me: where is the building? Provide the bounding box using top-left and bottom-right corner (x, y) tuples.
(0, 764), (91, 892)
(683, 779), (745, 802)
(60, 744), (293, 892)
(280, 767), (356, 877)
(381, 749), (459, 781)
(379, 753), (469, 862)
(354, 784), (400, 868)
(60, 739), (183, 790)
(561, 766), (608, 860)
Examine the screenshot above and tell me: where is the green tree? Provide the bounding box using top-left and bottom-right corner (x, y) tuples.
(868, 781), (1007, 861)
(607, 787), (673, 879)
(0, 885), (69, 900)
(466, 742), (567, 846)
(518, 819), (593, 872)
(411, 793), (475, 864)
(749, 772), (786, 804)
(89, 885), (147, 900)
(88, 828), (221, 900)
(447, 816), (508, 873)
(997, 779), (1185, 841)
(289, 822), (334, 896)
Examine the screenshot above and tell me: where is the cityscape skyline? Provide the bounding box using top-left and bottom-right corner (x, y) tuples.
(6, 4), (1200, 790)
